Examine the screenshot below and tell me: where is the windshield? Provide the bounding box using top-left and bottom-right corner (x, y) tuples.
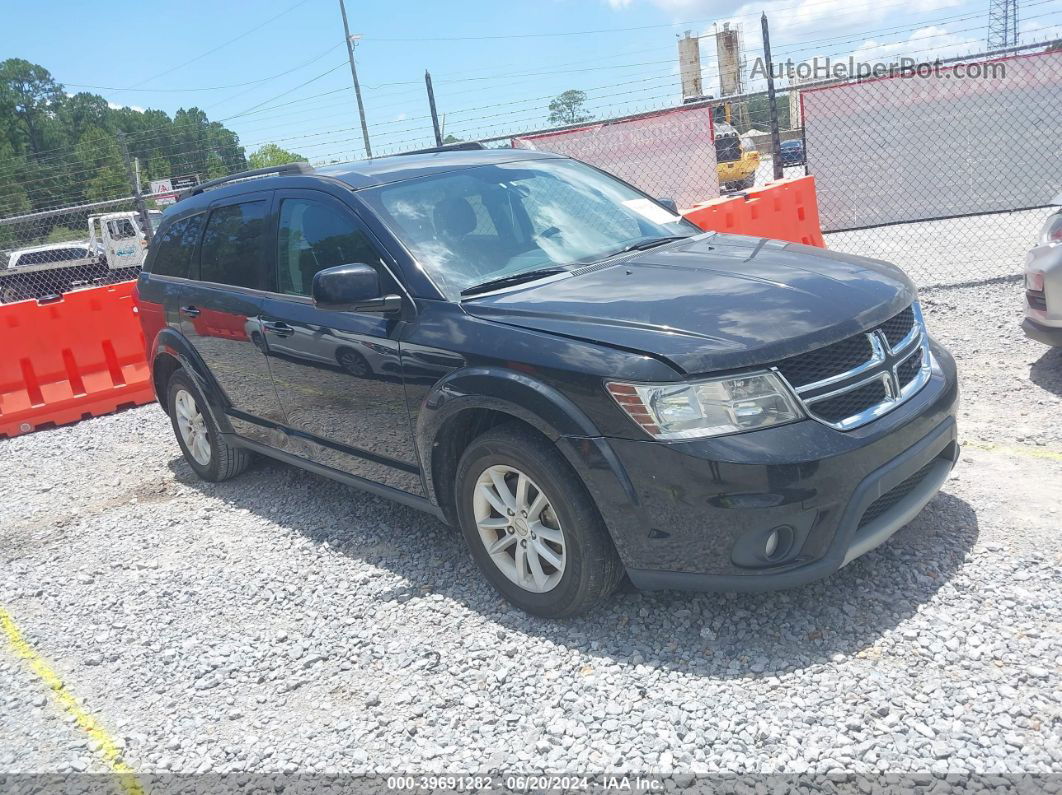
(361, 158), (700, 298)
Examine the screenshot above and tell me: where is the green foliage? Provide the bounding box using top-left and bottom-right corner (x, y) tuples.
(0, 58), (248, 218)
(548, 90), (593, 126)
(75, 126), (129, 202)
(248, 143), (306, 169)
(442, 134), (462, 145)
(45, 225), (85, 244)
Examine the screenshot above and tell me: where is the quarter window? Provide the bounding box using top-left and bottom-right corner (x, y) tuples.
(276, 199), (384, 297)
(150, 214), (205, 279)
(200, 201), (268, 289)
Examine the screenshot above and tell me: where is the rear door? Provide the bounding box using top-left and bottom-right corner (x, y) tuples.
(177, 192), (285, 445)
(258, 189), (421, 495)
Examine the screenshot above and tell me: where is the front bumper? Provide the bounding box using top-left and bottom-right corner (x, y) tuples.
(1022, 316), (1062, 347)
(562, 339), (960, 592)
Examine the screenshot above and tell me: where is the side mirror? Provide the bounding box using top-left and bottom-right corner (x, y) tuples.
(312, 264), (401, 313)
(656, 197), (678, 213)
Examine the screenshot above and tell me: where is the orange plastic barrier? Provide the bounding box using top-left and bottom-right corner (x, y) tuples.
(682, 175), (826, 248)
(0, 282), (154, 438)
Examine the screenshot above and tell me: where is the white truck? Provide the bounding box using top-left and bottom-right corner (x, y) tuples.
(0, 210), (160, 303)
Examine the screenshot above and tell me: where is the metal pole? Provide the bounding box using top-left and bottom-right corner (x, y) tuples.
(425, 70), (443, 146)
(760, 13), (784, 182)
(339, 0), (372, 158)
(118, 131), (154, 244)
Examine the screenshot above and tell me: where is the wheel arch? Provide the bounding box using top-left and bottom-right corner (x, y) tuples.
(416, 366), (604, 525)
(151, 327), (234, 432)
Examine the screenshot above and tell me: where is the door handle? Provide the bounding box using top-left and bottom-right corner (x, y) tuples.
(180, 305), (200, 317)
(262, 320), (294, 337)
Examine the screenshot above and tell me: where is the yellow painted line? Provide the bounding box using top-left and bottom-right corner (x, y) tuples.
(963, 439), (1062, 463)
(0, 607), (144, 795)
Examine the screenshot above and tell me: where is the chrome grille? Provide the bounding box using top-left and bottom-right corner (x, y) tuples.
(776, 302), (932, 431)
(878, 305), (915, 348)
(775, 334), (873, 388)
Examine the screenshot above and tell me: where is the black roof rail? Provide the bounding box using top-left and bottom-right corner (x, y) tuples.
(178, 162), (314, 200)
(401, 141), (487, 155)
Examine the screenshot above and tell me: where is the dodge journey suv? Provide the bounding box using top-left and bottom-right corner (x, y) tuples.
(136, 147), (959, 617)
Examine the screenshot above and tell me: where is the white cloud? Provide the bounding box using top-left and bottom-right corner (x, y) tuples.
(107, 101), (146, 113)
(604, 0), (635, 7)
(1019, 19), (1062, 44)
(847, 25), (980, 65)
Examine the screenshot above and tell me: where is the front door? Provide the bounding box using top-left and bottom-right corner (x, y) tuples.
(259, 190), (422, 495)
(178, 192), (285, 445)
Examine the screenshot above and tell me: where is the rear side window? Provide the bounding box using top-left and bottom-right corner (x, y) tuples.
(150, 214), (205, 279)
(199, 201), (268, 289)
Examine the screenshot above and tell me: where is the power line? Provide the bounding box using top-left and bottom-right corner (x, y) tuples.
(126, 0), (315, 88)
(60, 42), (345, 94)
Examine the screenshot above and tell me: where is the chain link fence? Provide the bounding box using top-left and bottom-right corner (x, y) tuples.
(1, 41), (1059, 301)
(0, 198), (157, 304)
(798, 45), (1062, 287)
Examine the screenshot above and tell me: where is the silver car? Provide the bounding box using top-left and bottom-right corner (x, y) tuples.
(1023, 193), (1062, 347)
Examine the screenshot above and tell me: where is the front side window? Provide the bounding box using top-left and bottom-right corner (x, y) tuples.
(150, 214), (205, 279)
(361, 158), (698, 299)
(276, 199), (384, 297)
(199, 201), (268, 289)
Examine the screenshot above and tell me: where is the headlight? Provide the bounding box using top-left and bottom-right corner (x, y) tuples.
(606, 371), (804, 440)
(1040, 212), (1062, 245)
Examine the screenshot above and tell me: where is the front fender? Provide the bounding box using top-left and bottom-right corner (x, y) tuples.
(415, 366), (602, 501)
(152, 327), (234, 434)
(417, 366), (600, 445)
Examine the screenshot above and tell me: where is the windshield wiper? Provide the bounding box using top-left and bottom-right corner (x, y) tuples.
(603, 235), (692, 259)
(460, 267), (567, 298)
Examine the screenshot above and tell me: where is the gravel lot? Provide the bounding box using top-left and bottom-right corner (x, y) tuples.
(1, 279), (1061, 784)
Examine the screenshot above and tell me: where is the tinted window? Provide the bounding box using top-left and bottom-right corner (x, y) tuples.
(276, 199), (384, 297)
(200, 201), (268, 289)
(150, 214), (205, 279)
(16, 248), (90, 266)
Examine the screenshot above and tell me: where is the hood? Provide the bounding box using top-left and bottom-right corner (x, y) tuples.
(462, 233), (917, 375)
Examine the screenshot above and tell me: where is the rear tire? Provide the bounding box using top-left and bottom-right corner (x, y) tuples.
(454, 423), (623, 617)
(167, 369), (252, 482)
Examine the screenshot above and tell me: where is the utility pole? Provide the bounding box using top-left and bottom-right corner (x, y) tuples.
(425, 70), (443, 146)
(117, 131), (153, 244)
(760, 13), (784, 182)
(339, 0), (372, 158)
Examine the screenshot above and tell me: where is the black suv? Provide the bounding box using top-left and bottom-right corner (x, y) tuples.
(137, 148), (959, 617)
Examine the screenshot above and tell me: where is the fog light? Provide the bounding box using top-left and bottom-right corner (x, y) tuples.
(762, 525), (794, 563)
(765, 530), (780, 558)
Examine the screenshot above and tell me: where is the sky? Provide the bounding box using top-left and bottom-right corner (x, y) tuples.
(3, 0), (1060, 164)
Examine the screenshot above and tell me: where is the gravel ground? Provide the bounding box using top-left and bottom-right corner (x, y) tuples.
(1, 280), (1061, 783)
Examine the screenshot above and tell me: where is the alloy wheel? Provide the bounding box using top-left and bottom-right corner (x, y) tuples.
(174, 389), (211, 466)
(472, 464), (566, 593)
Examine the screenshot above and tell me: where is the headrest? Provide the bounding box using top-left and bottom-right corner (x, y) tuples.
(433, 196), (476, 238)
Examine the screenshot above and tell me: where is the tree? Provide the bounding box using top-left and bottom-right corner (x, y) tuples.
(0, 59), (248, 215)
(75, 126), (129, 202)
(248, 143), (307, 169)
(442, 134), (462, 145)
(0, 59), (65, 155)
(548, 90), (592, 126)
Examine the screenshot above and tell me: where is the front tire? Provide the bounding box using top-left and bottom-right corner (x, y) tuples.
(167, 369), (252, 482)
(455, 423), (623, 617)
